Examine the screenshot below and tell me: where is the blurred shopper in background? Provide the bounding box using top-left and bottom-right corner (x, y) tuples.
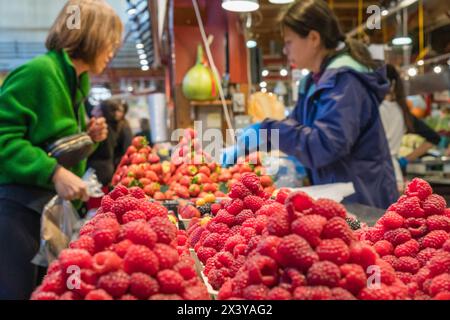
(0, 0), (123, 299)
(135, 118), (153, 147)
(114, 102), (133, 168)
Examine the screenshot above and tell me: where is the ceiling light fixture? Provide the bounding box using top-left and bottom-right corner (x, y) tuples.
(222, 0), (259, 13)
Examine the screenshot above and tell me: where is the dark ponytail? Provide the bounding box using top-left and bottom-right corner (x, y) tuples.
(282, 0), (378, 70)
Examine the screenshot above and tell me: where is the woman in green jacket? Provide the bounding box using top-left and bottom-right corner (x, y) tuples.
(0, 0), (123, 299)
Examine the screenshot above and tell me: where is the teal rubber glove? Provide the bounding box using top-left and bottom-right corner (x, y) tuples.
(237, 122), (263, 154)
(398, 157), (409, 170)
(220, 145), (239, 168)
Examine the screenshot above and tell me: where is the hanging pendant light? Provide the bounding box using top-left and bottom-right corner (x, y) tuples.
(268, 0), (294, 4)
(222, 0), (259, 13)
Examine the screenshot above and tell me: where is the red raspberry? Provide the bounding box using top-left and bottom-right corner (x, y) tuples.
(358, 284), (393, 300)
(31, 292), (59, 300)
(153, 243), (179, 269)
(122, 210), (147, 224)
(396, 196), (425, 218)
(123, 220), (157, 248)
(416, 248), (438, 267)
(377, 258), (397, 285)
(207, 268), (229, 290)
(291, 214), (327, 248)
(427, 251), (450, 276)
(240, 227), (257, 240)
(280, 268), (306, 291)
(429, 273), (450, 297)
(113, 239), (133, 258)
(405, 178), (432, 200)
(365, 225), (385, 243)
(444, 239), (450, 252)
(216, 251), (235, 268)
(246, 255), (278, 287)
(109, 184), (129, 200)
(123, 245), (159, 275)
(285, 191), (314, 215)
(339, 264), (367, 295)
(331, 287), (357, 300)
(426, 215), (450, 232)
(445, 208), (450, 218)
(69, 235), (95, 255)
(277, 235), (318, 271)
(422, 230), (449, 249)
(120, 294), (138, 300)
(254, 215), (268, 234)
(224, 199), (244, 216)
(111, 195), (140, 217)
(196, 246), (217, 264)
(373, 240), (394, 257)
(84, 289), (113, 300)
(275, 188), (291, 205)
(202, 232), (223, 251)
(267, 287), (292, 300)
(422, 194), (446, 216)
(40, 271), (65, 295)
(139, 201), (168, 220)
(92, 218), (120, 250)
(383, 228), (412, 246)
(321, 217), (355, 245)
(215, 210), (235, 226)
(183, 285), (210, 300)
(348, 243), (377, 268)
(59, 249), (92, 272)
(174, 259), (198, 280)
(404, 217), (428, 238)
(254, 236), (282, 262)
(129, 186), (146, 199)
(92, 251), (123, 275)
(316, 238), (350, 265)
(394, 239), (420, 257)
(211, 203), (221, 215)
(380, 211), (404, 229)
(241, 172), (263, 193)
(97, 270), (130, 298)
(224, 235), (246, 252)
(229, 182), (251, 199)
(396, 271), (414, 284)
(242, 284), (269, 300)
(267, 211), (291, 237)
(256, 202), (286, 217)
(312, 199), (347, 219)
(148, 216), (177, 244)
(59, 291), (80, 300)
(129, 273), (159, 299)
(434, 291), (450, 300)
(80, 269), (98, 285)
(234, 209), (255, 226)
(100, 195), (114, 212)
(243, 195), (264, 213)
(157, 270), (184, 294)
(189, 227), (207, 247)
(393, 256), (421, 273)
(307, 261), (341, 287)
(149, 293), (182, 300)
(293, 286), (332, 300)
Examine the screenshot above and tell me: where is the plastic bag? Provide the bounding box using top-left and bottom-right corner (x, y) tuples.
(32, 169), (104, 267)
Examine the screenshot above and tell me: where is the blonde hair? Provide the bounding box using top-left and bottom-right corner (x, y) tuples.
(46, 0), (123, 66)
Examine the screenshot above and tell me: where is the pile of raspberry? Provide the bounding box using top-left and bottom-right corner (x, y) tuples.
(216, 189), (408, 300)
(31, 185), (209, 300)
(359, 178), (450, 299)
(186, 173), (291, 290)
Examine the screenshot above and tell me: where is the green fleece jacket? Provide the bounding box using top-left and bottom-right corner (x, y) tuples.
(0, 50), (90, 190)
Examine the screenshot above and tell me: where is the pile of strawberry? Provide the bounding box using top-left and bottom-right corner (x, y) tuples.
(359, 178), (450, 299)
(207, 183), (409, 300)
(31, 185), (209, 300)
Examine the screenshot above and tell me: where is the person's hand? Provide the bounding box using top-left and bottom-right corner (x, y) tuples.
(398, 157), (409, 170)
(52, 166), (89, 201)
(236, 122), (263, 153)
(87, 117), (108, 142)
(220, 145), (239, 167)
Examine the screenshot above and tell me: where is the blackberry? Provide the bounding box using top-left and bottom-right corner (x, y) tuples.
(197, 203), (212, 216)
(346, 217), (361, 230)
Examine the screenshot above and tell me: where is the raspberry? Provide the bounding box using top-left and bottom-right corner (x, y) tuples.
(157, 270), (184, 294)
(348, 243), (377, 268)
(196, 246), (217, 264)
(240, 227), (257, 240)
(69, 235), (95, 255)
(79, 224), (95, 237)
(293, 286), (332, 300)
(396, 271), (414, 284)
(358, 284), (393, 300)
(109, 184), (129, 200)
(242, 284), (269, 300)
(285, 191), (314, 214)
(120, 294), (138, 300)
(394, 239), (420, 258)
(207, 222), (229, 235)
(153, 243), (179, 269)
(85, 289), (113, 300)
(339, 264), (367, 295)
(429, 273), (450, 297)
(31, 292), (59, 300)
(267, 211), (290, 236)
(383, 228), (412, 246)
(275, 188), (291, 204)
(241, 172), (263, 193)
(365, 225), (385, 243)
(377, 258), (397, 285)
(267, 287), (292, 300)
(80, 269), (98, 285)
(189, 227), (207, 247)
(291, 214), (327, 248)
(426, 215), (450, 232)
(92, 218), (120, 250)
(215, 210), (235, 226)
(113, 239), (133, 258)
(224, 235), (246, 252)
(59, 291), (80, 300)
(416, 248), (438, 266)
(396, 196), (425, 218)
(307, 261), (341, 287)
(97, 270), (130, 297)
(124, 245), (159, 275)
(129, 186), (146, 199)
(434, 291), (450, 300)
(321, 217), (355, 245)
(373, 240), (394, 257)
(254, 236), (282, 262)
(183, 285), (210, 300)
(139, 202), (168, 220)
(225, 199), (244, 216)
(316, 238), (350, 265)
(405, 178), (432, 200)
(211, 203), (221, 215)
(256, 202), (286, 217)
(422, 230), (449, 249)
(277, 235), (317, 271)
(422, 194), (446, 216)
(427, 251), (450, 276)
(246, 255), (278, 287)
(393, 256), (421, 273)
(380, 211), (405, 229)
(234, 209), (254, 226)
(243, 195), (264, 213)
(122, 210), (147, 224)
(280, 268), (306, 291)
(149, 216), (177, 244)
(404, 217), (428, 238)
(382, 255), (397, 267)
(40, 271), (65, 294)
(123, 220), (157, 248)
(174, 259), (198, 280)
(101, 195), (114, 212)
(312, 199), (347, 219)
(445, 208), (450, 218)
(444, 239), (450, 252)
(229, 182), (251, 199)
(149, 294), (182, 300)
(111, 195), (140, 217)
(202, 232), (223, 251)
(92, 251), (123, 275)
(127, 273), (158, 299)
(331, 287), (357, 300)
(207, 268), (229, 290)
(59, 249), (92, 272)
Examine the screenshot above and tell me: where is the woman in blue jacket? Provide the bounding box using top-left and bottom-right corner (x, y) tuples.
(223, 0), (398, 209)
